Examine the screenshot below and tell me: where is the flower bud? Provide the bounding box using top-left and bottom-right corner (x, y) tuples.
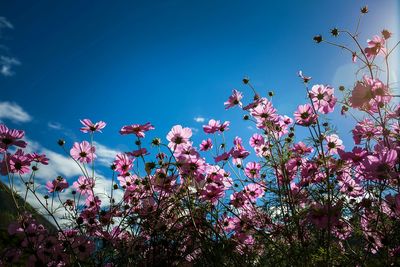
(313, 35), (323, 43)
(360, 6), (368, 14)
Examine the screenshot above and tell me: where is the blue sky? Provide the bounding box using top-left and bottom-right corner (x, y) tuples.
(0, 1), (399, 180)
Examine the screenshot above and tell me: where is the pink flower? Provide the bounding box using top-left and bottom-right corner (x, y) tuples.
(361, 149), (397, 180)
(70, 141), (96, 163)
(325, 134), (344, 155)
(309, 84), (337, 114)
(291, 142), (313, 155)
(250, 99), (278, 124)
(28, 153), (49, 165)
(46, 176), (69, 193)
(203, 119), (230, 134)
(0, 124), (27, 152)
(199, 138), (213, 151)
(349, 76), (390, 111)
(167, 125), (192, 149)
(214, 152), (230, 163)
(224, 89), (243, 109)
(113, 153), (134, 174)
(298, 70), (312, 83)
(73, 176), (95, 195)
(249, 133), (264, 148)
(8, 149), (31, 174)
(244, 183), (264, 202)
(364, 35), (386, 59)
(244, 162), (261, 179)
(120, 122), (155, 138)
(118, 173), (139, 190)
(80, 119), (106, 133)
(294, 104), (317, 126)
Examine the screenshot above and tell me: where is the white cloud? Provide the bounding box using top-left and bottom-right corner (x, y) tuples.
(193, 116), (205, 123)
(48, 121), (63, 130)
(93, 141), (120, 167)
(0, 101), (32, 123)
(0, 17), (13, 30)
(0, 56), (20, 76)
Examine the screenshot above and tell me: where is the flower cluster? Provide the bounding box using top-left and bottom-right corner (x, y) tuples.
(1, 8), (399, 266)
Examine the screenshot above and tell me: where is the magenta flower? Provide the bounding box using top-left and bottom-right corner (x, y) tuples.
(349, 76), (390, 111)
(244, 162), (261, 179)
(203, 119), (230, 134)
(364, 35), (386, 59)
(249, 133), (264, 148)
(0, 124), (27, 152)
(113, 153), (134, 174)
(72, 176), (95, 195)
(298, 70), (312, 83)
(8, 149), (31, 174)
(70, 141), (96, 163)
(120, 122), (155, 138)
(361, 149), (397, 180)
(199, 138), (213, 151)
(46, 176), (69, 193)
(28, 153), (49, 165)
(166, 125), (192, 149)
(80, 119), (106, 133)
(224, 89), (243, 109)
(325, 134), (344, 155)
(244, 183), (264, 202)
(294, 104), (317, 126)
(309, 84), (337, 114)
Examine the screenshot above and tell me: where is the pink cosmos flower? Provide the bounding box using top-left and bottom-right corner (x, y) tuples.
(28, 153), (49, 165)
(73, 176), (95, 195)
(325, 134), (344, 155)
(309, 84), (337, 114)
(250, 99), (278, 124)
(298, 70), (312, 83)
(199, 138), (213, 151)
(0, 124), (27, 152)
(46, 176), (69, 193)
(224, 89), (243, 109)
(113, 153), (134, 174)
(214, 152), (230, 163)
(119, 122), (155, 138)
(203, 119), (230, 134)
(291, 142), (313, 155)
(166, 125), (192, 149)
(70, 141), (96, 163)
(8, 149), (31, 174)
(361, 149), (397, 180)
(294, 104), (318, 126)
(118, 173), (139, 190)
(349, 76), (390, 111)
(364, 35), (386, 59)
(244, 183), (264, 202)
(249, 133), (264, 148)
(128, 148), (149, 157)
(244, 162), (261, 179)
(352, 118), (382, 145)
(80, 119), (106, 133)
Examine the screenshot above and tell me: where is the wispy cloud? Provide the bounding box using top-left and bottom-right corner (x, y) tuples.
(193, 116), (205, 123)
(0, 17), (13, 31)
(0, 17), (19, 76)
(93, 141), (120, 167)
(0, 101), (32, 123)
(0, 56), (20, 76)
(48, 121), (63, 130)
